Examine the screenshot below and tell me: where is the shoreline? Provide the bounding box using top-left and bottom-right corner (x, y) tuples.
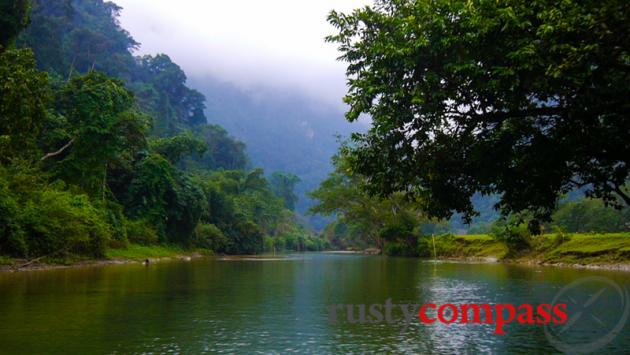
(3, 251), (630, 273)
(430, 256), (630, 272)
(0, 252), (207, 273)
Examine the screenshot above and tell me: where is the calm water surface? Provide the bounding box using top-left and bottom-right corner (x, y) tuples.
(0, 254), (628, 354)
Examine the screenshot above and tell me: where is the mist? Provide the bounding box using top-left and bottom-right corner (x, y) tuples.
(114, 0), (372, 108)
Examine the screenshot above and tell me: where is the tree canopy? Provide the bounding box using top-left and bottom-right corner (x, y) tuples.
(327, 0), (630, 228)
(0, 0), (320, 259)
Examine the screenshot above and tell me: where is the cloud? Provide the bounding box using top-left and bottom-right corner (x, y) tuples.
(114, 0), (372, 107)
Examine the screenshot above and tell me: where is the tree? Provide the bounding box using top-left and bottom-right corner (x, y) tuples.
(269, 172), (301, 211)
(551, 199), (630, 233)
(309, 146), (427, 251)
(0, 0), (31, 48)
(327, 0), (630, 228)
(149, 132), (207, 165)
(52, 72), (149, 196)
(0, 48), (50, 163)
(186, 124), (248, 171)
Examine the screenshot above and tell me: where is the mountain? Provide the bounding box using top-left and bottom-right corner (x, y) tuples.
(189, 77), (366, 227)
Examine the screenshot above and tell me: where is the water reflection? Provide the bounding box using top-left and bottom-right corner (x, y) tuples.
(0, 254), (628, 353)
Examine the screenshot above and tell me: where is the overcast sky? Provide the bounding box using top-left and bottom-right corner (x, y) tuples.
(114, 0), (372, 107)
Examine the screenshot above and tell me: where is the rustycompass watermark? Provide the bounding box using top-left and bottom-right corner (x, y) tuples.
(545, 276), (630, 354)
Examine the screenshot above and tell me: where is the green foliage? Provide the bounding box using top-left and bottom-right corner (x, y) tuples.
(0, 47), (50, 162)
(191, 223), (227, 252)
(133, 53), (207, 133)
(269, 172), (300, 211)
(186, 124), (248, 171)
(0, 0), (315, 262)
(0, 167), (113, 259)
(328, 0), (630, 224)
(125, 153), (207, 245)
(551, 199), (630, 233)
(227, 221), (263, 255)
(0, 168), (25, 256)
(150, 132), (206, 165)
(491, 218), (532, 255)
(101, 201), (127, 245)
(0, 0), (31, 48)
(125, 219), (158, 246)
(21, 188), (111, 257)
(430, 232), (630, 265)
(310, 145), (430, 251)
(53, 72), (149, 195)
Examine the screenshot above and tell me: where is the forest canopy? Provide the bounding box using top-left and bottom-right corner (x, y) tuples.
(327, 0), (630, 230)
(0, 0), (325, 259)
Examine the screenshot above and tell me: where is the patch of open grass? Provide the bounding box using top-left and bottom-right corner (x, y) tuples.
(433, 234), (508, 259)
(535, 233), (630, 264)
(106, 244), (186, 260)
(438, 232), (630, 265)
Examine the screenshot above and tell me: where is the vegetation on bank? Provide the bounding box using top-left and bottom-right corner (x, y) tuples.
(327, 0), (630, 231)
(310, 0), (630, 262)
(429, 233), (630, 266)
(105, 244), (192, 261)
(0, 0), (326, 263)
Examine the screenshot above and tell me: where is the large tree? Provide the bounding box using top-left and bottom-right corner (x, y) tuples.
(327, 0), (630, 227)
(309, 147), (428, 251)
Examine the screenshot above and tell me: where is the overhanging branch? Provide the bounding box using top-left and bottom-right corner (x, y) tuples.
(40, 139), (74, 161)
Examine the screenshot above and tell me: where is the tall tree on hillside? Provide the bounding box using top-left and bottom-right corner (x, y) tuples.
(0, 0), (31, 48)
(270, 172), (301, 211)
(328, 0), (630, 231)
(51, 72), (149, 196)
(0, 48), (50, 163)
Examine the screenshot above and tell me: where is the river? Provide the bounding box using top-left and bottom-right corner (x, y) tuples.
(0, 253), (628, 353)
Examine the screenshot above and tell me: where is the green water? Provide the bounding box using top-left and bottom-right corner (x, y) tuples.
(0, 254), (628, 354)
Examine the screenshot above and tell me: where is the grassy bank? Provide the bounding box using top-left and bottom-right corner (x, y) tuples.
(0, 244), (212, 272)
(431, 233), (630, 267)
(105, 244), (211, 261)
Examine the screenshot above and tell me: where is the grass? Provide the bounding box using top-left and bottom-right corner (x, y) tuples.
(432, 232), (630, 265)
(105, 244), (189, 261)
(0, 255), (14, 265)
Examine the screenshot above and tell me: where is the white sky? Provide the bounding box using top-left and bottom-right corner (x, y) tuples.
(114, 0), (373, 107)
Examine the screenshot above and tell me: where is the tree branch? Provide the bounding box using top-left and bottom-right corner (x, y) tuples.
(471, 107), (565, 123)
(40, 139), (74, 161)
(613, 185), (630, 206)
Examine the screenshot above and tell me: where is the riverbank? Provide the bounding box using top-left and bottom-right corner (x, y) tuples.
(431, 233), (630, 271)
(0, 244), (210, 272)
(3, 233), (630, 272)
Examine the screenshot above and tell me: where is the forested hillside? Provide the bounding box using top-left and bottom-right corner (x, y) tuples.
(0, 0), (328, 261)
(190, 78), (363, 224)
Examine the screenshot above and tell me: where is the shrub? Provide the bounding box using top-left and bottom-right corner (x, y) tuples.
(273, 236), (287, 251)
(492, 223), (531, 256)
(102, 201), (128, 245)
(21, 189), (111, 258)
(125, 219), (159, 246)
(226, 221), (263, 254)
(0, 175), (26, 256)
(192, 223), (227, 252)
(384, 242), (408, 256)
(416, 235), (434, 257)
(304, 237), (317, 251)
(284, 234), (298, 251)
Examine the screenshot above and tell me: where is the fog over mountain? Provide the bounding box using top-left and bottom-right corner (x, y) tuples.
(114, 0), (372, 108)
(113, 0), (372, 225)
(189, 76), (365, 224)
